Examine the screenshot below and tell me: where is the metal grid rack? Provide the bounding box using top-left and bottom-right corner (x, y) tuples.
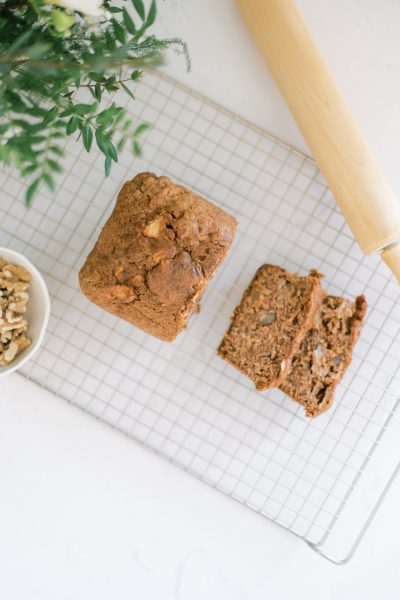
(1, 70), (399, 562)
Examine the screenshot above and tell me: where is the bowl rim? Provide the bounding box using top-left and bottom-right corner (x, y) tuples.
(0, 246), (51, 377)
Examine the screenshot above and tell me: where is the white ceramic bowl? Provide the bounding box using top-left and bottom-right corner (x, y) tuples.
(0, 247), (50, 378)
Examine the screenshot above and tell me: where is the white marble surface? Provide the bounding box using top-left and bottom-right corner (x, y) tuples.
(2, 1), (400, 598)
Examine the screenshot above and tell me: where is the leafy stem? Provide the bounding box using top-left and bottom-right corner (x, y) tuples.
(0, 0), (190, 204)
(0, 55), (159, 69)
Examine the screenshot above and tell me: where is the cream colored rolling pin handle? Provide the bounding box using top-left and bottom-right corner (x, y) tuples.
(381, 244), (400, 283)
(237, 0), (400, 283)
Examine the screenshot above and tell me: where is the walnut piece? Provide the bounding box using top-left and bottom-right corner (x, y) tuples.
(130, 274), (144, 287)
(0, 257), (31, 366)
(143, 217), (163, 238)
(106, 284), (135, 303)
(113, 264), (125, 280)
(3, 264), (31, 282)
(259, 312), (275, 325)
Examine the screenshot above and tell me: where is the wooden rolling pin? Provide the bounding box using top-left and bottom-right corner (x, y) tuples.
(237, 0), (400, 282)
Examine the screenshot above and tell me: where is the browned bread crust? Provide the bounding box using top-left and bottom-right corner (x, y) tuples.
(280, 295), (367, 417)
(79, 172), (237, 341)
(218, 264), (324, 389)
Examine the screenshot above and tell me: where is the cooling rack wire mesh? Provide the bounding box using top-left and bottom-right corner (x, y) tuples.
(1, 70), (399, 563)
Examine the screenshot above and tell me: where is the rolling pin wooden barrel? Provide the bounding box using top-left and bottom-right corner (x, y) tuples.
(237, 0), (400, 282)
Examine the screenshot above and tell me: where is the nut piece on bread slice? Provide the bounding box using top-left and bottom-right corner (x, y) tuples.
(280, 295), (367, 417)
(218, 264), (324, 389)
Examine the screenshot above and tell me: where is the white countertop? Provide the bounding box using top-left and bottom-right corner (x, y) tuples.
(2, 1), (400, 598)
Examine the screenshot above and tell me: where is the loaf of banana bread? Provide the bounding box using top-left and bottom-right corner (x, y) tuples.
(79, 172), (237, 341)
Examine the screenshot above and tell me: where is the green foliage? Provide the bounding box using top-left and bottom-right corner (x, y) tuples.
(0, 0), (189, 205)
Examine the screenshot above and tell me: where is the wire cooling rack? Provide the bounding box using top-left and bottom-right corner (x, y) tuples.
(1, 70), (400, 563)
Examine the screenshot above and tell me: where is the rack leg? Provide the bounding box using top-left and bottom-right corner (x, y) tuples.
(306, 459), (400, 565)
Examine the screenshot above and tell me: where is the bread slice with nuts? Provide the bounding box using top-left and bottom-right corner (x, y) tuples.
(280, 295), (367, 417)
(218, 264), (324, 389)
(79, 172), (237, 341)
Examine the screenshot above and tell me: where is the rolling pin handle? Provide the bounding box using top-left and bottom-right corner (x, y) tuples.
(236, 0), (400, 282)
(381, 244), (400, 283)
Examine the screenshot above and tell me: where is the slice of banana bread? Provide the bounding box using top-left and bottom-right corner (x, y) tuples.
(280, 295), (367, 417)
(218, 265), (324, 389)
(79, 172), (237, 341)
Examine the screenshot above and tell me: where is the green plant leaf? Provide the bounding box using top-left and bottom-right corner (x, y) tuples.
(95, 126), (118, 161)
(132, 140), (142, 156)
(94, 82), (102, 101)
(107, 140), (118, 162)
(21, 164), (39, 176)
(0, 123), (10, 135)
(5, 91), (27, 113)
(145, 0), (157, 28)
(26, 107), (48, 118)
(30, 123), (47, 134)
(88, 85), (97, 101)
(130, 70), (142, 81)
(71, 102), (97, 116)
(134, 123), (150, 137)
(122, 118), (133, 131)
(96, 105), (124, 126)
(95, 127), (109, 156)
(25, 177), (40, 206)
(112, 19), (126, 44)
(0, 144), (10, 163)
(8, 30), (33, 56)
(82, 122), (93, 152)
(88, 70), (106, 83)
(131, 0), (145, 21)
(42, 106), (59, 123)
(46, 158), (62, 173)
(49, 145), (63, 156)
(51, 9), (75, 33)
(54, 119), (67, 129)
(117, 136), (127, 152)
(122, 8), (136, 34)
(42, 173), (55, 191)
(66, 116), (79, 134)
(105, 29), (117, 51)
(88, 82), (102, 102)
(26, 42), (52, 60)
(120, 82), (135, 100)
(104, 155), (112, 177)
(30, 136), (47, 146)
(11, 119), (31, 131)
